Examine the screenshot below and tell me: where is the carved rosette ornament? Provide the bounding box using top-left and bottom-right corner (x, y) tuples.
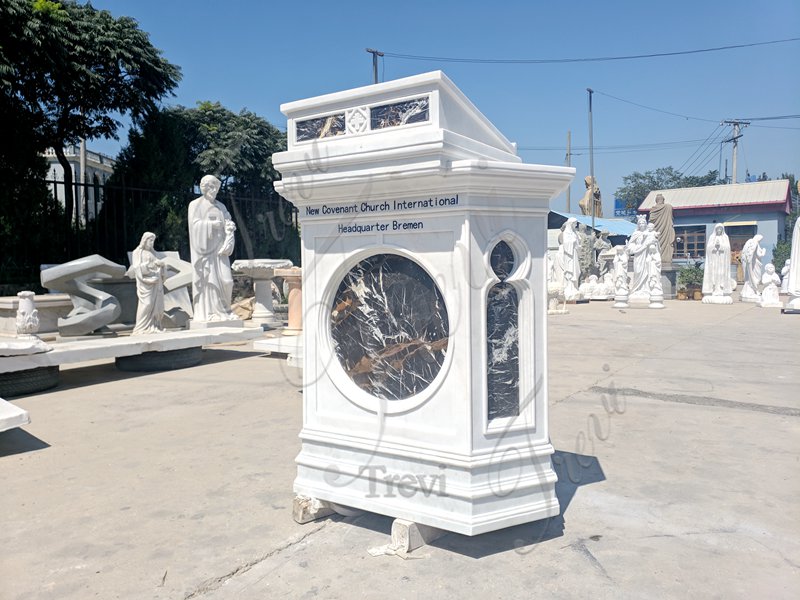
(346, 106), (369, 135)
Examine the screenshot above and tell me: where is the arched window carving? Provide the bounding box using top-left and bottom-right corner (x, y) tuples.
(487, 240), (520, 420)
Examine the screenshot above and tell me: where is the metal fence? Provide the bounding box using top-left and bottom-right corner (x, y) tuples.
(0, 179), (299, 292)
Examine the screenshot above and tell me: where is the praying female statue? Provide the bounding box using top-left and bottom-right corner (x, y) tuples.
(759, 263), (782, 307)
(130, 232), (166, 335)
(702, 223), (735, 303)
(740, 234), (766, 302)
(780, 259), (791, 293)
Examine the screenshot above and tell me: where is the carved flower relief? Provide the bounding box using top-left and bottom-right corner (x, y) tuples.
(16, 308), (40, 336)
(346, 106), (369, 135)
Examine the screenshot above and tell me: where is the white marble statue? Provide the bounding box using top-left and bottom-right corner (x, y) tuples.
(578, 274), (598, 298)
(626, 215), (651, 301)
(702, 223), (735, 304)
(646, 233), (665, 308)
(594, 231), (613, 276)
(189, 174), (239, 323)
(562, 217), (581, 301)
(787, 216), (800, 310)
(781, 259), (791, 294)
(129, 232), (166, 335)
(740, 234), (766, 303)
(759, 263), (783, 308)
(612, 246), (629, 308)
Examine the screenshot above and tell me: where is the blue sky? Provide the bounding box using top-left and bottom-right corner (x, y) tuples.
(90, 0), (799, 213)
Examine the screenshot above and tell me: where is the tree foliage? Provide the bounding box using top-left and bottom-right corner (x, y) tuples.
(107, 102), (297, 263)
(771, 173), (798, 270)
(0, 0), (180, 224)
(615, 166), (720, 210)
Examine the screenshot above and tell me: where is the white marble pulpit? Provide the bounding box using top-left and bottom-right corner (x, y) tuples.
(273, 72), (573, 535)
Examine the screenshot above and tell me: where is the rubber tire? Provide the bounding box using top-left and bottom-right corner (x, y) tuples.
(115, 347), (203, 372)
(0, 366), (59, 398)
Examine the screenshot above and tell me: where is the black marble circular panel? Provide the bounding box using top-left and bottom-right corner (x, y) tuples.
(330, 254), (449, 400)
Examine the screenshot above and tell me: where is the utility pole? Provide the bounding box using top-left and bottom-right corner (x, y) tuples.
(366, 48), (384, 84)
(722, 120), (749, 184)
(587, 88), (596, 233)
(565, 130), (572, 212)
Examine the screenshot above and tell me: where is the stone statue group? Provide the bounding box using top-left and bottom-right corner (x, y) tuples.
(549, 185), (800, 312)
(550, 201), (669, 310)
(129, 175), (240, 334)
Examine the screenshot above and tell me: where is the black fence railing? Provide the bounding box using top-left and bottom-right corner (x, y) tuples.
(0, 179), (300, 292)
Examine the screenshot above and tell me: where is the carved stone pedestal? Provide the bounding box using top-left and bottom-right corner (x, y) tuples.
(276, 267), (302, 336)
(232, 259), (293, 326)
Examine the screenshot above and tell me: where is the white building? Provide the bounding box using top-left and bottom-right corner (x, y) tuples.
(43, 145), (116, 222)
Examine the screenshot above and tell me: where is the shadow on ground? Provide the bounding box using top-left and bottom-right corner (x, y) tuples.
(22, 349), (266, 396)
(0, 428), (50, 457)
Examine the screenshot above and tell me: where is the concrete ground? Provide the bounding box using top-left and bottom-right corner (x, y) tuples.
(2, 299), (799, 599)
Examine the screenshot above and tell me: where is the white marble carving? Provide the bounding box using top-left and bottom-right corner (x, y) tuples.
(780, 259), (791, 294)
(15, 291), (40, 336)
(599, 273), (615, 298)
(562, 217), (581, 300)
(646, 235), (665, 309)
(188, 175), (240, 325)
(579, 274), (600, 299)
(702, 223), (735, 304)
(787, 216), (800, 310)
(276, 266), (302, 335)
(626, 216), (651, 302)
(40, 255), (126, 336)
(231, 258), (293, 326)
(547, 281), (568, 315)
(759, 263), (783, 308)
(274, 71), (573, 535)
(612, 246), (630, 308)
(128, 232), (166, 335)
(740, 234), (766, 302)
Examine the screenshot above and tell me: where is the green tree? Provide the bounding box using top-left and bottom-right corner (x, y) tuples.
(108, 103), (298, 263)
(0, 0), (180, 226)
(771, 173), (798, 270)
(615, 166), (720, 210)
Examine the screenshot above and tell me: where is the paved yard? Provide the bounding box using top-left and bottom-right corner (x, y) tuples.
(2, 300), (799, 599)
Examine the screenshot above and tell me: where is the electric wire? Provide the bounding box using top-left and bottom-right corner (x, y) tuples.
(381, 37), (800, 64)
(675, 123), (724, 174)
(682, 126), (731, 177)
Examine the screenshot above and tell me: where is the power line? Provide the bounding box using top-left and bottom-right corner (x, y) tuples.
(518, 138), (709, 151)
(736, 114), (800, 121)
(593, 90), (718, 122)
(676, 124), (724, 174)
(380, 37), (800, 64)
(685, 125), (731, 175)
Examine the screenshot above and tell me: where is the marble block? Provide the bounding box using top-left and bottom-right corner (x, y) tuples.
(0, 397), (30, 432)
(0, 337), (52, 356)
(273, 71), (572, 535)
(253, 335), (303, 368)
